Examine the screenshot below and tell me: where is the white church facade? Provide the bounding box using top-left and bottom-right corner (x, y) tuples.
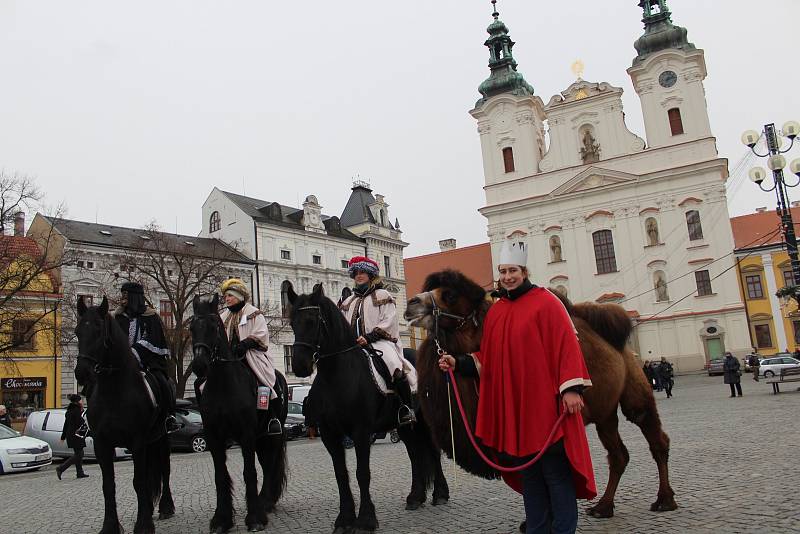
(471, 1), (750, 371)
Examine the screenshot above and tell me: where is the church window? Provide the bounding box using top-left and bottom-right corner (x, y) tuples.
(686, 210), (704, 240)
(592, 230), (617, 274)
(668, 108), (684, 136)
(502, 147), (515, 173)
(695, 270), (713, 296)
(280, 280), (292, 317)
(745, 275), (764, 299)
(209, 211), (221, 233)
(384, 255), (391, 278)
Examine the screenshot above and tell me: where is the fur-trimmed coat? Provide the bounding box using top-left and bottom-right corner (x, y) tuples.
(340, 287), (417, 390)
(220, 303), (277, 398)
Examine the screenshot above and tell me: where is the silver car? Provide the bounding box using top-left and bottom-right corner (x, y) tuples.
(24, 409), (131, 460)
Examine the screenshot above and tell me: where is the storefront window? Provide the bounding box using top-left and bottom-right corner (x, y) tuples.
(1, 377), (46, 423)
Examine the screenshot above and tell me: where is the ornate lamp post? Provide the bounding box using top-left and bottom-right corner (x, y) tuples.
(743, 121), (800, 303)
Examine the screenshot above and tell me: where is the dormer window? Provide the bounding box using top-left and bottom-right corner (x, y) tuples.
(209, 211), (221, 233)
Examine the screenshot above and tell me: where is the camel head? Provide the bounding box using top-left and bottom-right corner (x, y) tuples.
(405, 269), (490, 335)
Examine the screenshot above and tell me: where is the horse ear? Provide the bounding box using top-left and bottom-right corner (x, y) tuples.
(287, 283), (298, 304)
(99, 296), (109, 316)
(77, 295), (87, 316)
(313, 283), (325, 297)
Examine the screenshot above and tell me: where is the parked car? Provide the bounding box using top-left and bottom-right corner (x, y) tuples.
(0, 423), (52, 474)
(285, 401), (306, 440)
(168, 408), (207, 453)
(24, 409), (131, 460)
(706, 358), (725, 376)
(758, 355), (800, 378)
(288, 385), (311, 405)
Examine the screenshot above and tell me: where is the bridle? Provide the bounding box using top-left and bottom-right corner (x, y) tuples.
(422, 290), (479, 356)
(192, 313), (246, 364)
(76, 314), (117, 375)
(291, 305), (359, 364)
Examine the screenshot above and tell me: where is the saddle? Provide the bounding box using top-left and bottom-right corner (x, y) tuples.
(363, 347), (394, 395)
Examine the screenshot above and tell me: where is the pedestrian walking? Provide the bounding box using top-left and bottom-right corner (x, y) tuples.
(658, 357), (674, 398)
(748, 351), (761, 382)
(56, 394), (89, 480)
(723, 352), (743, 398)
(0, 405), (12, 428)
(642, 360), (654, 389)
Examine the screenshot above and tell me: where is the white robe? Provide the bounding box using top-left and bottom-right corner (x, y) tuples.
(340, 288), (417, 391)
(220, 303), (277, 399)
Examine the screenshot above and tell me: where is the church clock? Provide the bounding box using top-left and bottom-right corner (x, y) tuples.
(658, 70), (677, 88)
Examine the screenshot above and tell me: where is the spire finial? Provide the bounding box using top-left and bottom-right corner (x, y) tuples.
(491, 0), (499, 20)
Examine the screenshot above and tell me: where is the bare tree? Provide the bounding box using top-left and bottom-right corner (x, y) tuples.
(0, 172), (42, 235)
(115, 223), (249, 398)
(260, 300), (292, 346)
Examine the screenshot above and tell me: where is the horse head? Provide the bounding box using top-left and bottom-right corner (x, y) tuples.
(190, 293), (225, 378)
(404, 269), (490, 354)
(74, 295), (111, 387)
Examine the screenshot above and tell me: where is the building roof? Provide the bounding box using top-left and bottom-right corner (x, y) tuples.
(403, 243), (494, 297)
(0, 234), (60, 293)
(340, 184), (378, 228)
(220, 190), (364, 243)
(730, 208), (800, 251)
(42, 216), (253, 263)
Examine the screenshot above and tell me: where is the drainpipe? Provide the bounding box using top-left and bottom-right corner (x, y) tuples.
(736, 257), (755, 351)
(253, 221), (261, 306)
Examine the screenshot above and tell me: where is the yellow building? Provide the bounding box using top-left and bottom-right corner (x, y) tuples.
(732, 208), (800, 356)
(0, 234), (62, 429)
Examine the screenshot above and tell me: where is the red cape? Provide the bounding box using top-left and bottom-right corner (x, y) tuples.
(475, 287), (597, 499)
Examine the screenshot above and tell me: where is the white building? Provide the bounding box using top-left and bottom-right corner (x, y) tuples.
(470, 1), (750, 371)
(200, 183), (409, 381)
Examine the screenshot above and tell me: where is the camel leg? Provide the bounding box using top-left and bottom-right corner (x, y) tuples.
(586, 412), (629, 518)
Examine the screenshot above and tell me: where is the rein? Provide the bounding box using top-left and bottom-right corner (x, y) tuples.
(291, 305), (359, 364)
(76, 314), (117, 375)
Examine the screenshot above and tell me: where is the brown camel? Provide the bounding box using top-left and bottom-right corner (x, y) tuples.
(404, 269), (677, 518)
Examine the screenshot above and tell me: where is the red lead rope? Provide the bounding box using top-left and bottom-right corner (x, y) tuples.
(445, 368), (567, 473)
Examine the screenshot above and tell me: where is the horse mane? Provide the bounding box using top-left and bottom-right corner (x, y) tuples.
(297, 292), (356, 347)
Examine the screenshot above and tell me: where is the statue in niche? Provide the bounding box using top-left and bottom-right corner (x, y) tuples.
(550, 235), (563, 262)
(655, 272), (669, 302)
(580, 129), (601, 164)
(646, 218), (660, 246)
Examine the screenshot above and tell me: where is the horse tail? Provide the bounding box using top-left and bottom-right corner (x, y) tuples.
(263, 371), (289, 504)
(551, 290), (632, 352)
(145, 435), (166, 507)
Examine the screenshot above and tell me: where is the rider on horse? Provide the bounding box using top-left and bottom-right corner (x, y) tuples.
(339, 256), (417, 426)
(114, 281), (180, 433)
(219, 278), (283, 436)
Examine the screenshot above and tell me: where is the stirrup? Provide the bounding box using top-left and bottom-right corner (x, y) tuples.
(267, 418), (283, 436)
(397, 404), (416, 427)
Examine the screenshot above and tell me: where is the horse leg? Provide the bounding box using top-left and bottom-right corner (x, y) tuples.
(241, 442), (267, 532)
(208, 436), (234, 534)
(157, 434), (175, 520)
(256, 433), (287, 514)
(321, 429), (356, 534)
(586, 412), (629, 518)
(96, 440), (122, 534)
(352, 431), (378, 533)
(255, 441), (274, 513)
(397, 424), (426, 510)
(132, 446), (156, 534)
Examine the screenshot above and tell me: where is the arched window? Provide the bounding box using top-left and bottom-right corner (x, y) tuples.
(280, 280), (292, 317)
(686, 210), (704, 240)
(209, 211), (221, 233)
(645, 217), (660, 246)
(502, 147), (515, 173)
(654, 270), (669, 302)
(668, 108), (684, 136)
(592, 230), (617, 274)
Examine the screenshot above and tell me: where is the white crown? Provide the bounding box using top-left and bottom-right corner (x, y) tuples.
(499, 240), (528, 266)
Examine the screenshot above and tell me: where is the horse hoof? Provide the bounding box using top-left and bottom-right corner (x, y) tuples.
(432, 496), (449, 506)
(158, 512), (174, 520)
(405, 501), (423, 511)
(332, 527), (352, 534)
(586, 503), (614, 518)
(650, 498), (678, 512)
(247, 524), (265, 532)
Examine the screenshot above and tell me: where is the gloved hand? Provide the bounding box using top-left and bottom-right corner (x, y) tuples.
(235, 338), (259, 357)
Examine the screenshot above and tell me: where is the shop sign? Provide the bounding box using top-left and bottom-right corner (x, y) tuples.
(1, 377), (46, 390)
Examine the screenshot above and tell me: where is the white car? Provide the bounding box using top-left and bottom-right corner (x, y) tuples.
(24, 409), (131, 460)
(0, 424), (52, 474)
(759, 356), (800, 378)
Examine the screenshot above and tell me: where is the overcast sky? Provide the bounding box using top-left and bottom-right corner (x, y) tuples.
(1, 1), (799, 257)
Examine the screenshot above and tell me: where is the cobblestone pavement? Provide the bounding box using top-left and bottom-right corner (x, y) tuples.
(1, 374), (798, 533)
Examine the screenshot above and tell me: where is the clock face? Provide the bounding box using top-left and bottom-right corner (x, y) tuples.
(659, 70), (677, 88)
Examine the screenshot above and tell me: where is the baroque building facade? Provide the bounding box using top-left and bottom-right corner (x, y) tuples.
(471, 1), (750, 371)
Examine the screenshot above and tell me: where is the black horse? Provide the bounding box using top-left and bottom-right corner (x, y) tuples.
(288, 283), (449, 534)
(190, 293), (288, 534)
(74, 296), (175, 534)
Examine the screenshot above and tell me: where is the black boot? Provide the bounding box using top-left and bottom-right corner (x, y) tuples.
(393, 371), (416, 427)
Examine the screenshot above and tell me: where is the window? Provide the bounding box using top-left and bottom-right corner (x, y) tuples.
(695, 270), (713, 296)
(167, 269), (173, 277)
(341, 259), (349, 269)
(312, 255), (322, 265)
(280, 280), (292, 317)
(384, 256), (391, 278)
(159, 300), (174, 329)
(281, 250), (291, 261)
(12, 320), (36, 350)
(592, 230), (617, 274)
(784, 270), (795, 288)
(686, 210), (704, 241)
(668, 108), (684, 136)
(87, 261), (94, 269)
(754, 324), (773, 349)
(745, 275), (764, 299)
(283, 345), (293, 374)
(77, 294), (93, 306)
(502, 147), (515, 173)
(793, 322), (800, 344)
(209, 211), (221, 233)
(77, 260), (84, 268)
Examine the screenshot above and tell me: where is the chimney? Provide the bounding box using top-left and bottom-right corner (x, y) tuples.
(13, 212), (25, 236)
(439, 238), (457, 252)
(755, 207), (767, 213)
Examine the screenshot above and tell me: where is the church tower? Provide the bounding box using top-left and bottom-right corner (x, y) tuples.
(470, 1), (546, 187)
(627, 0), (713, 150)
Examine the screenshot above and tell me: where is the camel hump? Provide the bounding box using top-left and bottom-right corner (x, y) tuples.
(548, 289), (632, 352)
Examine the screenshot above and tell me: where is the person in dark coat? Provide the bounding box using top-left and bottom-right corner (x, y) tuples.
(56, 394), (89, 479)
(0, 404), (12, 428)
(642, 360), (654, 388)
(114, 281), (179, 432)
(658, 357), (674, 398)
(748, 352), (761, 382)
(723, 352), (742, 397)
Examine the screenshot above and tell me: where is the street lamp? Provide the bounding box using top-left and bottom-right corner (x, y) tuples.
(744, 121), (800, 303)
